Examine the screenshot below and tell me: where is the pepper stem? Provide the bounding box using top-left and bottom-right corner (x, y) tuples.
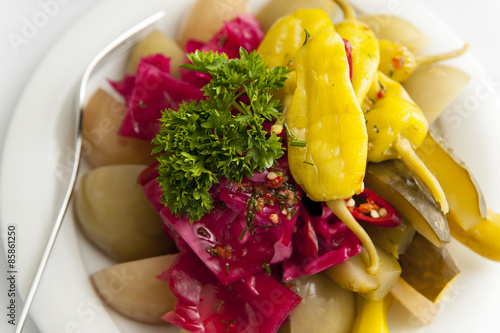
(394, 136), (449, 214)
(333, 0), (357, 20)
(416, 44), (469, 67)
(326, 199), (380, 275)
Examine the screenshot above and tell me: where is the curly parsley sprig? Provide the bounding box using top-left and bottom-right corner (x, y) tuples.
(152, 48), (290, 222)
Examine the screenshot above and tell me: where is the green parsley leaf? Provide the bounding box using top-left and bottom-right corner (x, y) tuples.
(153, 48), (290, 222)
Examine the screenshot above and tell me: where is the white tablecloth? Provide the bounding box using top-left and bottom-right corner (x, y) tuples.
(1, 1), (500, 332)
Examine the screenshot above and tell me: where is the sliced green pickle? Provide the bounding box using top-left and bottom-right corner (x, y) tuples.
(399, 233), (460, 303)
(364, 160), (450, 247)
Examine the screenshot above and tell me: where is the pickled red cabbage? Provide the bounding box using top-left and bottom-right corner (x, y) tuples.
(110, 54), (203, 140)
(142, 160), (302, 286)
(283, 203), (363, 281)
(159, 250), (302, 333)
(180, 15), (265, 88)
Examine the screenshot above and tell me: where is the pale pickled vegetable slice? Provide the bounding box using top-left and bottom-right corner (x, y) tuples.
(256, 0), (340, 32)
(399, 233), (460, 303)
(359, 246), (401, 301)
(91, 254), (177, 324)
(326, 245), (401, 301)
(127, 30), (185, 78)
(404, 65), (470, 124)
(365, 160), (450, 248)
(285, 273), (355, 333)
(325, 250), (379, 293)
(390, 278), (443, 326)
(82, 89), (157, 167)
(359, 14), (430, 52)
(74, 164), (176, 262)
(177, 0), (249, 47)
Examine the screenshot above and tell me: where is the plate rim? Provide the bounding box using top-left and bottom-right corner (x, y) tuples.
(1, 0), (500, 332)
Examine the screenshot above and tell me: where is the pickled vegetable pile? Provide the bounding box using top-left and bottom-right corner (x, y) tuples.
(74, 0), (500, 332)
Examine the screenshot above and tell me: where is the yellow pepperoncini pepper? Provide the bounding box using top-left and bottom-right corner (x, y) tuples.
(257, 8), (335, 69)
(378, 39), (416, 83)
(378, 38), (469, 83)
(333, 0), (380, 104)
(287, 30), (366, 203)
(351, 294), (393, 333)
(287, 29), (380, 275)
(363, 71), (449, 213)
(363, 72), (427, 162)
(258, 8), (335, 135)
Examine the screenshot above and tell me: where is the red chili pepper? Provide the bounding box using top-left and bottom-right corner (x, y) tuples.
(346, 188), (402, 227)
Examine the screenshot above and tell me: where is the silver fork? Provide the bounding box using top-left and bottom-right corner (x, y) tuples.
(15, 11), (166, 333)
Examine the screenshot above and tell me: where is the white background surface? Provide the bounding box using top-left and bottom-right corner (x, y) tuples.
(1, 1), (500, 332)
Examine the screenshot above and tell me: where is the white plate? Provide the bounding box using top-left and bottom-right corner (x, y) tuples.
(1, 0), (500, 332)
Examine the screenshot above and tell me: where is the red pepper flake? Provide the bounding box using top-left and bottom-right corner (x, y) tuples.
(207, 244), (234, 259)
(377, 80), (387, 99)
(219, 245), (233, 260)
(266, 176), (286, 188)
(392, 56), (405, 70)
(245, 170), (300, 230)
